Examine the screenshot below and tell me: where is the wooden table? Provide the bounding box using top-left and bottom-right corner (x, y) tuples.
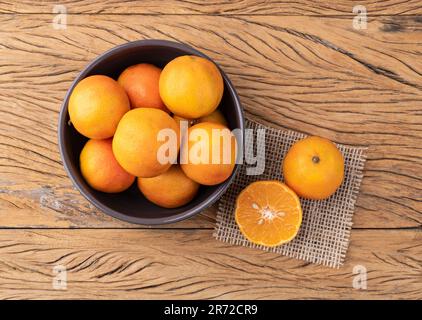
(0, 1), (421, 300)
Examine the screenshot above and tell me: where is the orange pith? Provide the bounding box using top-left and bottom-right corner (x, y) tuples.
(235, 181), (302, 247)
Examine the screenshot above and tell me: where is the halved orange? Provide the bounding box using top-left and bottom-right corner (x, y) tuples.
(235, 180), (302, 247)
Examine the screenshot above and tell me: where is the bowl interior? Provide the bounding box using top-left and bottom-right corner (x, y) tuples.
(59, 41), (244, 225)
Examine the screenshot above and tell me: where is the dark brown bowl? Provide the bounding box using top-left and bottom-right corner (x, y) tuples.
(58, 40), (244, 225)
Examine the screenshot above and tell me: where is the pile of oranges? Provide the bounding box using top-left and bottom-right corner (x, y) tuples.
(69, 55), (237, 209)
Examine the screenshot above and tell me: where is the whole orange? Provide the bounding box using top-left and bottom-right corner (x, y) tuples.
(159, 55), (224, 119)
(282, 136), (344, 200)
(69, 75), (130, 139)
(198, 109), (228, 126)
(181, 122), (237, 186)
(112, 108), (179, 178)
(80, 139), (135, 193)
(138, 165), (199, 208)
(118, 63), (169, 112)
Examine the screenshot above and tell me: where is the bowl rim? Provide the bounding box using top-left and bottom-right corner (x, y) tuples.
(58, 39), (245, 225)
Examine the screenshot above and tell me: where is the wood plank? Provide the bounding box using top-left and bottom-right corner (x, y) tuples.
(1, 14), (421, 228)
(0, 229), (420, 299)
(1, 0), (421, 15)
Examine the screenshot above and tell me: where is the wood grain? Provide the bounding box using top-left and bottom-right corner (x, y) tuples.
(0, 229), (420, 299)
(1, 0), (421, 15)
(0, 1), (421, 301)
(1, 14), (421, 228)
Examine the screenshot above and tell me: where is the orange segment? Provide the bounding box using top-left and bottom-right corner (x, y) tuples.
(235, 181), (302, 247)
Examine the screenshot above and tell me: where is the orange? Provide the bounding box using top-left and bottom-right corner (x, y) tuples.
(159, 55), (224, 119)
(198, 109), (228, 126)
(181, 122), (237, 186)
(138, 165), (199, 208)
(112, 108), (179, 177)
(118, 63), (169, 112)
(69, 75), (130, 139)
(80, 139), (135, 193)
(235, 181), (302, 247)
(282, 136), (344, 200)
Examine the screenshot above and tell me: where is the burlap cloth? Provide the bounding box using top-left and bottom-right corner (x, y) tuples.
(214, 118), (367, 268)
